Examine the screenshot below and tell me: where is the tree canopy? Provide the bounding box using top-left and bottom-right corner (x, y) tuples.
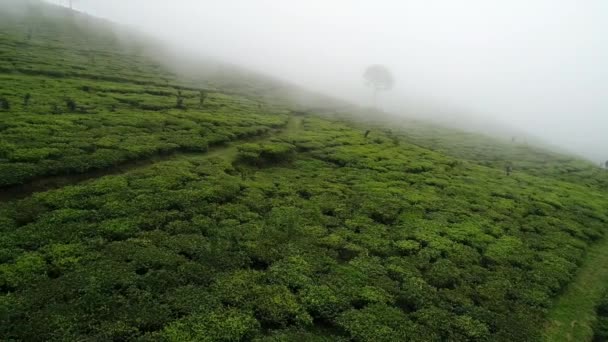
(363, 65), (395, 92)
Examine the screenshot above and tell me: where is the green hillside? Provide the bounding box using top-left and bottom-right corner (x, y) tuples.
(1, 2), (608, 341)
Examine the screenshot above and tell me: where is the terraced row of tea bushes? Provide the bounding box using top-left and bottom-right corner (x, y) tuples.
(1, 115), (607, 341)
(329, 110), (608, 191)
(399, 126), (608, 191)
(0, 3), (332, 110)
(0, 2), (177, 86)
(0, 3), (323, 188)
(0, 73), (289, 187)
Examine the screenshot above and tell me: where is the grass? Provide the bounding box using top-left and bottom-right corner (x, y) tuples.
(543, 236), (608, 341)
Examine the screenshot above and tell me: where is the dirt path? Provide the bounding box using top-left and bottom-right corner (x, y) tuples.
(0, 116), (304, 202)
(543, 236), (608, 341)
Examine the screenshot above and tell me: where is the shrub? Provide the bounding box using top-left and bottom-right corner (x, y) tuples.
(23, 93), (31, 106)
(161, 308), (260, 341)
(65, 98), (77, 112)
(199, 90), (207, 108)
(175, 90), (185, 109)
(593, 293), (608, 341)
(253, 285), (312, 327)
(51, 103), (62, 114)
(0, 97), (9, 110)
(236, 142), (296, 165)
(337, 304), (418, 341)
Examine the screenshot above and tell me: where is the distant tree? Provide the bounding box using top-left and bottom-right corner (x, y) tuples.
(65, 98), (77, 112)
(176, 90), (185, 109)
(199, 90), (207, 108)
(605, 160), (608, 169)
(364, 130), (371, 138)
(505, 163), (513, 176)
(0, 98), (9, 110)
(363, 65), (394, 108)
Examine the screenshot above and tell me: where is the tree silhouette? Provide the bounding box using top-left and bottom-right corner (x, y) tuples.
(199, 90), (207, 108)
(363, 65), (394, 108)
(0, 98), (9, 111)
(176, 90), (185, 109)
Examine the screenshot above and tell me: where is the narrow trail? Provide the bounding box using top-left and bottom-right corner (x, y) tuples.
(543, 236), (608, 341)
(0, 115), (304, 203)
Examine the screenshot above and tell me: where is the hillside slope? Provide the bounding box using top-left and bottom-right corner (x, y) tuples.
(1, 2), (608, 341)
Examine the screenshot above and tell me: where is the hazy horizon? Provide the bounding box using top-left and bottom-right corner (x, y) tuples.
(41, 0), (608, 162)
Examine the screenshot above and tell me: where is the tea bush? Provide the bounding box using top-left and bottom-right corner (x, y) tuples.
(1, 117), (607, 341)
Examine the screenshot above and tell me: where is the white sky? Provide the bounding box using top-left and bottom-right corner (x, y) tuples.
(46, 0), (608, 161)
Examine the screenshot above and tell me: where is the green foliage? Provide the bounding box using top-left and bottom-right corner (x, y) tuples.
(0, 7), (289, 187)
(1, 2), (608, 342)
(23, 93), (31, 106)
(594, 294), (608, 341)
(0, 252), (46, 291)
(65, 98), (77, 112)
(199, 90), (207, 108)
(337, 304), (418, 341)
(0, 97), (9, 110)
(161, 308), (260, 342)
(0, 72), (288, 187)
(1, 111), (606, 342)
(175, 90), (185, 109)
(237, 142), (296, 165)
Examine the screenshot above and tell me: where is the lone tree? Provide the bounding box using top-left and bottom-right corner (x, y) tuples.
(199, 90), (207, 108)
(505, 162), (513, 176)
(0, 98), (9, 111)
(176, 90), (185, 109)
(363, 64), (394, 108)
(65, 98), (77, 112)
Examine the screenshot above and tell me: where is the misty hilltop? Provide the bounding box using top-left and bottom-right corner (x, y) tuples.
(42, 0), (608, 162)
(1, 1), (608, 342)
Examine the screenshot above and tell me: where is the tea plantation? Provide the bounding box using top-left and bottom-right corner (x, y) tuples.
(1, 1), (608, 341)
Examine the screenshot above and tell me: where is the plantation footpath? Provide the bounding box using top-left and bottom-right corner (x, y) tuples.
(0, 117), (297, 202)
(543, 234), (608, 341)
(1, 1), (608, 341)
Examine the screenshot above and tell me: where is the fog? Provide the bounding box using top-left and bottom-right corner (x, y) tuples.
(45, 0), (607, 162)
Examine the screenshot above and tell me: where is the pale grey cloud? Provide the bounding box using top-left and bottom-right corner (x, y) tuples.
(44, 0), (608, 161)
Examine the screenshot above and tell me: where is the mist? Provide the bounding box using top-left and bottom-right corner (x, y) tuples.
(43, 0), (608, 162)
